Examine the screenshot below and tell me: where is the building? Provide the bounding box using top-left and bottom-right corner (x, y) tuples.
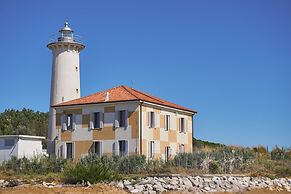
(52, 85), (196, 160)
(47, 23), (197, 160)
(47, 22), (85, 154)
(0, 135), (45, 162)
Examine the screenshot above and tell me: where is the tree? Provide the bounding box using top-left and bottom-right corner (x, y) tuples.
(0, 108), (48, 148)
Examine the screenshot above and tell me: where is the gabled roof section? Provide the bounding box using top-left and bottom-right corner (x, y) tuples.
(53, 85), (196, 113)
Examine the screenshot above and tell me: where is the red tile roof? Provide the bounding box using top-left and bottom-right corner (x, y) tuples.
(53, 85), (196, 113)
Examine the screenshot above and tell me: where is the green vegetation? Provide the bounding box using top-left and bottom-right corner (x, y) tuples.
(0, 108), (48, 148)
(0, 108), (290, 182)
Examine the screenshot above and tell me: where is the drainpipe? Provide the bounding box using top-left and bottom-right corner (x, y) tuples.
(139, 101), (144, 155)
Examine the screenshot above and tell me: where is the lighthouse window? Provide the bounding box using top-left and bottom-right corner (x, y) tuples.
(76, 89), (79, 94)
(75, 66), (78, 72)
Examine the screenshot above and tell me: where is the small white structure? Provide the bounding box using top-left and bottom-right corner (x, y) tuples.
(0, 135), (45, 162)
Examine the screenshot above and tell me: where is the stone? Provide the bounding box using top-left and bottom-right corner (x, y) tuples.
(124, 180), (131, 185)
(130, 189), (140, 193)
(116, 181), (124, 189)
(182, 178), (193, 187)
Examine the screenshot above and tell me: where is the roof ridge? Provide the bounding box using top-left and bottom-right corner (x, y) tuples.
(130, 87), (165, 104)
(121, 85), (139, 99)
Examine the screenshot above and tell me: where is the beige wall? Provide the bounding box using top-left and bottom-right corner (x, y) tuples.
(141, 104), (193, 160)
(55, 101), (194, 160)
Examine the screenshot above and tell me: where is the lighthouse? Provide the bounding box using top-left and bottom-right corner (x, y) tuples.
(47, 22), (85, 154)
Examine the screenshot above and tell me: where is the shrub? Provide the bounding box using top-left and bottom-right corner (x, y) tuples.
(63, 161), (121, 184)
(208, 161), (220, 174)
(271, 147), (284, 160)
(1, 155), (67, 174)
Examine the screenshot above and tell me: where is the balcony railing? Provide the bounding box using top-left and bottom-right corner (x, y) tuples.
(48, 34), (83, 44)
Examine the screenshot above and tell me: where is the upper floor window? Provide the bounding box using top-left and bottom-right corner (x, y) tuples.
(67, 114), (73, 130)
(179, 118), (186, 133)
(119, 110), (126, 127)
(165, 115), (170, 131)
(94, 112), (101, 128)
(115, 110), (128, 128)
(148, 111), (156, 128)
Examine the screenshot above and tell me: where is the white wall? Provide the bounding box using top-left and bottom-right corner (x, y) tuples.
(17, 139), (43, 159)
(0, 137), (43, 163)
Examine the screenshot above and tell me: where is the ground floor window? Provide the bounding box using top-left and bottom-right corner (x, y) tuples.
(93, 141), (102, 157)
(165, 146), (171, 161)
(66, 142), (73, 159)
(179, 144), (185, 153)
(149, 141), (155, 158)
(119, 140), (128, 157)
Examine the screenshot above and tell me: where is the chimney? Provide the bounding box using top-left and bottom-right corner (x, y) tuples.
(105, 92), (109, 101)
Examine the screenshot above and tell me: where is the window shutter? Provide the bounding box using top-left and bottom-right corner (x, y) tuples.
(100, 141), (103, 156)
(114, 111), (119, 128)
(125, 110), (128, 128)
(168, 116), (171, 130)
(148, 141), (151, 158)
(183, 118), (186, 133)
(152, 141), (155, 158)
(61, 114), (67, 131)
(148, 112), (151, 127)
(125, 141), (128, 156)
(99, 112), (104, 128)
(89, 113), (94, 130)
(72, 114), (76, 130)
(113, 141), (119, 156)
(155, 112), (159, 128)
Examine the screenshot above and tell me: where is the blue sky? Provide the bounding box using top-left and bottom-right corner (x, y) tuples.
(0, 0), (290, 148)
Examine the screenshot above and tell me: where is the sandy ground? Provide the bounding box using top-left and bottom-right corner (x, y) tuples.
(0, 184), (128, 194)
(0, 185), (290, 194)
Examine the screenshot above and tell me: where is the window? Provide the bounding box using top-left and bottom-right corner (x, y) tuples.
(4, 139), (14, 147)
(149, 141), (155, 158)
(67, 114), (73, 130)
(149, 111), (155, 128)
(165, 115), (170, 131)
(94, 112), (101, 128)
(66, 143), (73, 159)
(165, 146), (171, 161)
(93, 141), (102, 157)
(119, 140), (128, 157)
(76, 88), (79, 94)
(179, 144), (185, 153)
(118, 110), (126, 127)
(179, 118), (186, 133)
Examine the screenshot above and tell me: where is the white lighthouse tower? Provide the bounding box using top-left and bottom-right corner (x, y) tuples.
(47, 22), (85, 154)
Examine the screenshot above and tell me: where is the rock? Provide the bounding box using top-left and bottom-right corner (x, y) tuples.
(126, 185), (134, 191)
(204, 186), (211, 191)
(153, 184), (166, 192)
(182, 178), (193, 188)
(6, 179), (22, 187)
(130, 188), (140, 193)
(124, 180), (131, 185)
(116, 181), (124, 189)
(86, 181), (92, 187)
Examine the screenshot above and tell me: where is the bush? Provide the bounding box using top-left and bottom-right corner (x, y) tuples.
(63, 161), (121, 184)
(208, 161), (220, 174)
(1, 155), (67, 174)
